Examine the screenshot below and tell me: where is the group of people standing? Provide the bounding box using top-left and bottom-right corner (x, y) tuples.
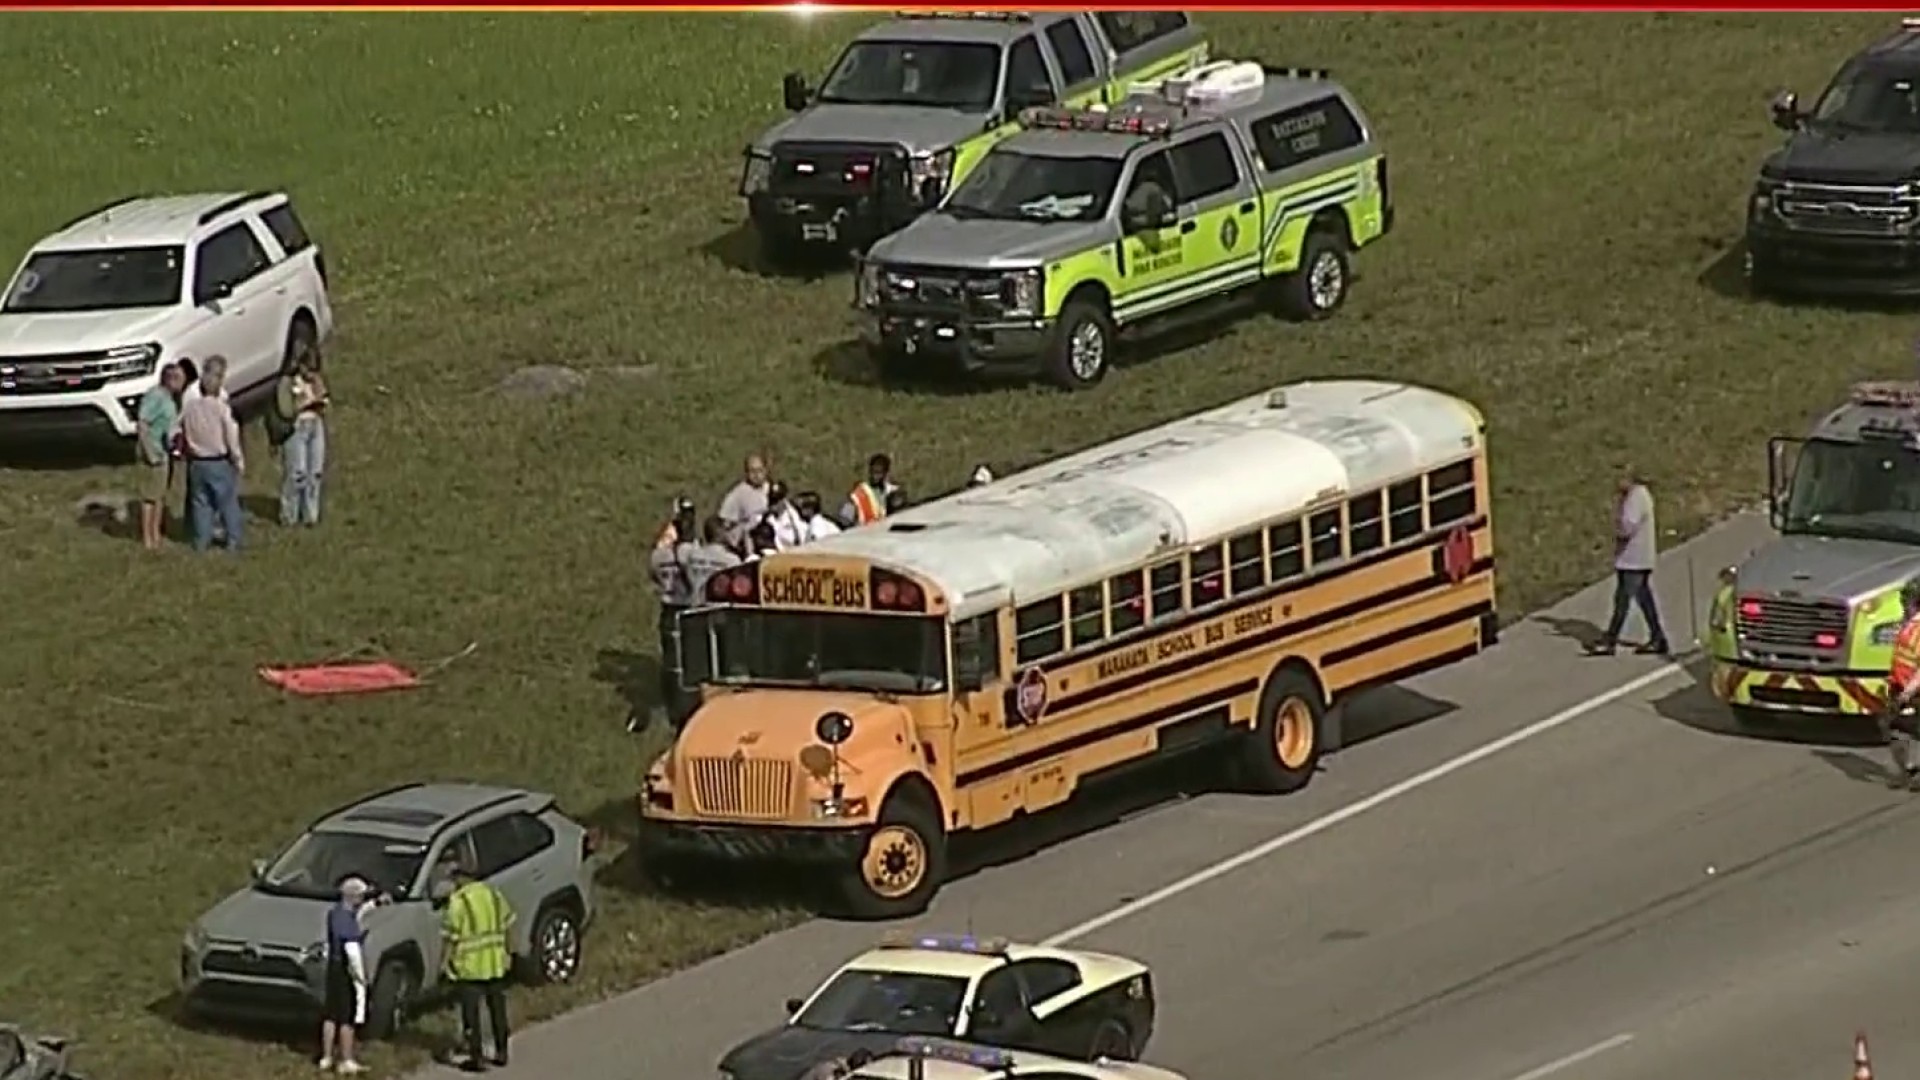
(131, 350), (331, 553)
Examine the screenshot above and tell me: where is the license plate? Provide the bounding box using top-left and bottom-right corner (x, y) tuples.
(801, 222), (838, 242)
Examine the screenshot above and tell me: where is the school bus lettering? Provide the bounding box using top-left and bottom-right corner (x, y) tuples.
(762, 568), (867, 609)
(641, 379), (1495, 921)
(1097, 646), (1152, 681)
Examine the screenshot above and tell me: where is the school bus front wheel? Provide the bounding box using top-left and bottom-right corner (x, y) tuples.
(1241, 665), (1326, 794)
(837, 787), (948, 919)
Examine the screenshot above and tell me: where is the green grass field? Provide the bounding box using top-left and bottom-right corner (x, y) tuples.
(1, 11), (1913, 1079)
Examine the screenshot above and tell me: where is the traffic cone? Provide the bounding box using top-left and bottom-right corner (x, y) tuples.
(1854, 1032), (1873, 1080)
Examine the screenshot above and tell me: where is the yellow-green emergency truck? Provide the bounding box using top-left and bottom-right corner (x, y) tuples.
(853, 60), (1392, 390)
(743, 12), (1208, 264)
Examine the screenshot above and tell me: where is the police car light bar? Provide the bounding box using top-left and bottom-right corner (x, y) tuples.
(879, 931), (1012, 954)
(1851, 380), (1920, 408)
(1018, 107), (1174, 137)
(902, 10), (1032, 21)
(894, 1037), (1019, 1071)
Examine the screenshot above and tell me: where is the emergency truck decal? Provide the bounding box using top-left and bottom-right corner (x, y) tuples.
(1712, 663), (1886, 715)
(1260, 172), (1366, 261)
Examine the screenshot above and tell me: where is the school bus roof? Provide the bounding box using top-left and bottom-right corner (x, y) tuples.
(804, 379), (1484, 622)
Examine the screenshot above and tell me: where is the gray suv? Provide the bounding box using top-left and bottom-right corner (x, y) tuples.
(179, 782), (597, 1038)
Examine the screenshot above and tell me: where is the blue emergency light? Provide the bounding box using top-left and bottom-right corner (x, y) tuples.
(879, 932), (1010, 954)
(894, 1037), (1018, 1070)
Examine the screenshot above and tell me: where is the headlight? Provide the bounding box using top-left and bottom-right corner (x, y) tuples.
(183, 923), (209, 953)
(1875, 621), (1902, 647)
(1001, 268), (1043, 318)
(299, 942), (327, 965)
(910, 148), (956, 202)
(740, 150), (772, 196)
(856, 259), (882, 310)
(811, 795), (870, 819)
(104, 342), (161, 376)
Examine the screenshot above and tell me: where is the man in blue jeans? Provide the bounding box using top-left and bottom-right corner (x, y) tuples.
(176, 355), (246, 552)
(1589, 469), (1670, 656)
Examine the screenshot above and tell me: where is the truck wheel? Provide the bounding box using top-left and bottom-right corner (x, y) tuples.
(838, 788), (946, 919)
(1277, 228), (1350, 322)
(866, 342), (916, 384)
(363, 958), (417, 1041)
(1239, 665), (1324, 794)
(1044, 297), (1115, 391)
(1089, 1018), (1136, 1060)
(281, 314), (318, 375)
(527, 901), (584, 986)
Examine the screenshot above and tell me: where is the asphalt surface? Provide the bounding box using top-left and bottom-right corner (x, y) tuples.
(416, 512), (1920, 1080)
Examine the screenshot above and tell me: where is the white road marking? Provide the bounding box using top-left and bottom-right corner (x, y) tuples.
(1505, 1033), (1636, 1080)
(1045, 663), (1687, 946)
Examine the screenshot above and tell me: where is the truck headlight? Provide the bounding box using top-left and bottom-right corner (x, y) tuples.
(811, 795), (870, 819)
(1001, 268), (1042, 318)
(183, 923), (208, 954)
(1875, 621), (1902, 647)
(1749, 184), (1780, 220)
(740, 150), (772, 196)
(104, 342), (161, 377)
(856, 259), (882, 310)
(299, 942), (327, 965)
(910, 148), (955, 203)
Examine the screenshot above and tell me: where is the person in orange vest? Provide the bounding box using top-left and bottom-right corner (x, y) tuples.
(839, 453), (899, 527)
(1882, 578), (1920, 789)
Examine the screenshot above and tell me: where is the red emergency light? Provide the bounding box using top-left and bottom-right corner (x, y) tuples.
(871, 568), (925, 613)
(1815, 632), (1842, 648)
(1738, 599), (1765, 619)
(706, 567), (760, 605)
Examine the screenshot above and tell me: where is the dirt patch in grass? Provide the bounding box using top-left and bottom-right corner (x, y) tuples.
(0, 11), (1911, 1080)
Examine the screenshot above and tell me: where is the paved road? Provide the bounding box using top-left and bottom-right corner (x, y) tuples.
(417, 513), (1920, 1080)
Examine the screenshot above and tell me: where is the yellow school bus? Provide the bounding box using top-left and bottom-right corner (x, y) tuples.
(637, 379), (1496, 917)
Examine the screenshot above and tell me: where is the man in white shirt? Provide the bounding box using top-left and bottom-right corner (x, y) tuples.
(795, 491), (841, 542)
(718, 454), (771, 548)
(764, 482), (806, 550)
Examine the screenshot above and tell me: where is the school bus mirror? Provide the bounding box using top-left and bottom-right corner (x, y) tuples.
(816, 710), (855, 746)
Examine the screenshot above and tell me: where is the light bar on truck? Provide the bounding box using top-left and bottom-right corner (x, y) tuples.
(1850, 380), (1920, 409)
(878, 931), (1010, 955)
(892, 1037), (1018, 1071)
(1018, 106), (1173, 137)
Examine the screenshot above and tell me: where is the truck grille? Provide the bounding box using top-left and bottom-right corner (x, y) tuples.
(686, 757), (794, 819)
(878, 263), (1004, 318)
(1736, 595), (1850, 652)
(1773, 182), (1918, 236)
(0, 350), (151, 396)
(201, 949), (307, 983)
(770, 141), (903, 201)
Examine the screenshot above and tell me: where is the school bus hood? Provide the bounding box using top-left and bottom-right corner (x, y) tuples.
(680, 689), (913, 761)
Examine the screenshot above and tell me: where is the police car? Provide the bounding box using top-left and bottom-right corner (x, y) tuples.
(836, 1037), (1190, 1080)
(718, 934), (1156, 1080)
(854, 59), (1391, 390)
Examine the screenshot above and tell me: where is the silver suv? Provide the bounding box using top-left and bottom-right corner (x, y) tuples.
(179, 782), (597, 1038)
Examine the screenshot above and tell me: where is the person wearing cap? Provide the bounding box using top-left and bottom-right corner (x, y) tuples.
(441, 856), (515, 1071)
(1881, 577), (1920, 789)
(840, 453), (899, 527)
(794, 491), (841, 543)
(319, 877), (374, 1074)
(763, 481), (806, 550)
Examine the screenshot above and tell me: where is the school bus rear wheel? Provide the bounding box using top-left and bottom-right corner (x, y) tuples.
(1241, 666), (1325, 794)
(839, 789), (946, 919)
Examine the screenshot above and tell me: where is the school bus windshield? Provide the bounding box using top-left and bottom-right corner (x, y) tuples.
(704, 609), (949, 694)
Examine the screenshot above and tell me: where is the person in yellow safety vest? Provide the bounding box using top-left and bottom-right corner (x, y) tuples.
(441, 858), (516, 1072)
(1882, 578), (1920, 790)
(840, 453), (898, 527)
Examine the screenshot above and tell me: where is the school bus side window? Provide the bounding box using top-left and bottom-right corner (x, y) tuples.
(1307, 509), (1343, 566)
(1428, 460), (1478, 526)
(1148, 560), (1183, 621)
(1015, 597), (1065, 664)
(1108, 570), (1146, 634)
(1228, 531), (1264, 595)
(1268, 519), (1305, 580)
(1068, 585), (1105, 648)
(953, 613), (1002, 690)
(1347, 491), (1384, 556)
(1190, 543), (1225, 606)
(1388, 479), (1425, 544)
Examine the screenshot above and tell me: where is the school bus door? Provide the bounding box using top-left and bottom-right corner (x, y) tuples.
(950, 610), (1021, 828)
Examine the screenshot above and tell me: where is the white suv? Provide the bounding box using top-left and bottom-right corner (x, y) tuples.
(0, 191), (334, 442)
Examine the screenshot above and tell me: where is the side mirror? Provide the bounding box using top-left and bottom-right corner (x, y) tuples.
(785, 997), (804, 1016)
(429, 878), (456, 906)
(1769, 89), (1801, 132)
(249, 858), (267, 881)
(198, 281), (233, 307)
(783, 72), (811, 113)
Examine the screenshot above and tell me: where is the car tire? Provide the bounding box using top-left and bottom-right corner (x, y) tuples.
(363, 958), (417, 1041)
(867, 342), (916, 384)
(1277, 226), (1350, 322)
(1239, 665), (1324, 794)
(1043, 296), (1115, 392)
(282, 314), (318, 374)
(837, 787), (946, 920)
(1088, 1018), (1136, 1061)
(526, 902), (584, 986)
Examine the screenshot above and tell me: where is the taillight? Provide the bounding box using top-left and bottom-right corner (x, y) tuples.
(870, 568), (925, 612)
(706, 567), (760, 604)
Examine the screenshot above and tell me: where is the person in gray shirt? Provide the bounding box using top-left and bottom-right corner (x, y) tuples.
(680, 516), (743, 604)
(718, 454), (771, 548)
(661, 516), (742, 730)
(1590, 470), (1670, 656)
(649, 509), (698, 725)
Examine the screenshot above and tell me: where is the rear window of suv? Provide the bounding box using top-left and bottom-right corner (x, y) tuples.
(260, 203), (314, 256)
